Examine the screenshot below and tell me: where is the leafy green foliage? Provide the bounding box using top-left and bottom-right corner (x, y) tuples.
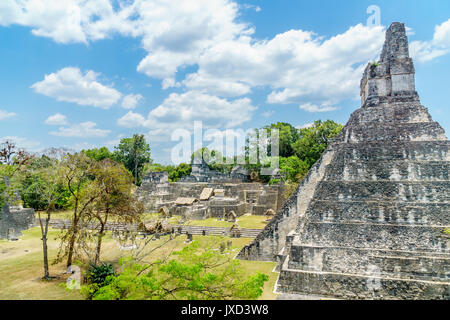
(84, 240), (268, 300)
(82, 147), (114, 162)
(113, 134), (151, 185)
(18, 156), (71, 210)
(143, 163), (192, 182)
(279, 156), (309, 182)
(293, 120), (343, 167)
(265, 122), (299, 158)
(86, 262), (116, 286)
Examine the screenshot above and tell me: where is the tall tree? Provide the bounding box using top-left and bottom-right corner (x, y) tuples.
(0, 140), (32, 208)
(83, 159), (143, 264)
(113, 134), (151, 185)
(19, 156), (64, 279)
(82, 147), (114, 162)
(265, 122), (299, 158)
(56, 153), (98, 268)
(293, 120), (343, 167)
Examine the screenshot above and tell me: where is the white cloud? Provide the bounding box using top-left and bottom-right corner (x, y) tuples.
(185, 24), (385, 107)
(45, 113), (68, 125)
(31, 67), (121, 109)
(0, 109), (16, 120)
(0, 0), (137, 44)
(299, 103), (338, 113)
(410, 19), (450, 63)
(117, 111), (146, 128)
(134, 0), (251, 85)
(118, 90), (257, 140)
(50, 121), (110, 138)
(121, 93), (143, 109)
(3, 2), (390, 111)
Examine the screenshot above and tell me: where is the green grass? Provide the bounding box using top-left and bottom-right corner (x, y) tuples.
(0, 228), (82, 300)
(0, 227), (278, 300)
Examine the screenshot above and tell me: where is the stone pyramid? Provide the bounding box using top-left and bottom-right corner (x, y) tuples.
(239, 22), (449, 299)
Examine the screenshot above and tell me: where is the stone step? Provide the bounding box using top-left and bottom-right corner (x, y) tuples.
(287, 245), (449, 282)
(347, 103), (432, 124)
(341, 122), (447, 143)
(299, 222), (449, 253)
(314, 181), (450, 202)
(308, 200), (450, 225)
(324, 160), (449, 181)
(277, 256), (450, 300)
(334, 141), (449, 162)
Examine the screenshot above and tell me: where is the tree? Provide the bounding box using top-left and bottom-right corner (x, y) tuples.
(18, 156), (65, 279)
(82, 147), (114, 162)
(56, 153), (98, 268)
(279, 156), (309, 182)
(265, 122), (299, 158)
(143, 162), (192, 183)
(19, 156), (71, 210)
(0, 140), (33, 208)
(168, 163), (192, 182)
(293, 120), (343, 167)
(113, 134), (151, 185)
(83, 239), (268, 300)
(82, 159), (143, 264)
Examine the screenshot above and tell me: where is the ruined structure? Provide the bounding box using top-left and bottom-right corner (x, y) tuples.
(181, 158), (249, 183)
(238, 23), (449, 299)
(137, 167), (284, 220)
(0, 204), (35, 239)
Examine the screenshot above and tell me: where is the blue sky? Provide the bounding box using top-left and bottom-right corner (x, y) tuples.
(0, 0), (449, 164)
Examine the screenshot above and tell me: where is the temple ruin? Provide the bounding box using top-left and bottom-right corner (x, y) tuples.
(238, 22), (450, 299)
(136, 162), (285, 220)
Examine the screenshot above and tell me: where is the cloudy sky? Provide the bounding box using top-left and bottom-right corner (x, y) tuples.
(0, 0), (449, 164)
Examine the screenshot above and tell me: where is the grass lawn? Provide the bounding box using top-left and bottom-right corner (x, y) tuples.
(0, 227), (278, 300)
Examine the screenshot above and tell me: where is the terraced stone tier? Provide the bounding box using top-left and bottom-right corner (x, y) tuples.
(308, 200), (450, 225)
(299, 222), (449, 253)
(334, 141), (449, 162)
(348, 103), (432, 124)
(314, 181), (450, 202)
(277, 256), (450, 300)
(287, 245), (449, 281)
(324, 160), (449, 181)
(343, 122), (447, 143)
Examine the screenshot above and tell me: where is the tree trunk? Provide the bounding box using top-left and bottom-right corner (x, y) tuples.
(94, 222), (105, 265)
(66, 215), (78, 268)
(39, 211), (51, 279)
